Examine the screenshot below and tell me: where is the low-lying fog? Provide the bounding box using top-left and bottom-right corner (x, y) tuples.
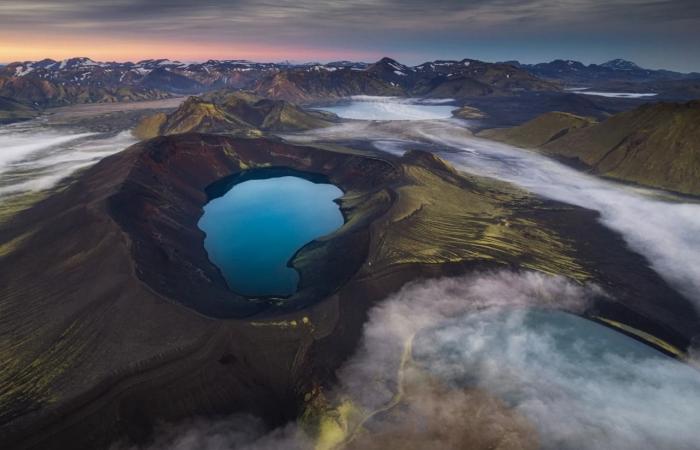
(290, 99), (700, 309)
(563, 88), (658, 98)
(0, 119), (135, 209)
(0, 98), (184, 216)
(342, 272), (700, 450)
(578, 91), (658, 98)
(318, 95), (456, 120)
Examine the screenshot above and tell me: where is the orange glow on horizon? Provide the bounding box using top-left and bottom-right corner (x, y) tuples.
(0, 34), (383, 63)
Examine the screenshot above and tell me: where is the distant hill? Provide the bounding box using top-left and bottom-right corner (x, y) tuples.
(480, 100), (700, 195)
(252, 61), (405, 103)
(411, 59), (557, 98)
(133, 91), (339, 139)
(600, 59), (645, 71)
(140, 67), (203, 94)
(479, 111), (597, 148)
(451, 105), (487, 119)
(0, 75), (170, 108)
(452, 91), (620, 131)
(0, 96), (40, 123)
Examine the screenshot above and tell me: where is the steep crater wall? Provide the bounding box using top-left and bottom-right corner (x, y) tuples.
(108, 134), (397, 318)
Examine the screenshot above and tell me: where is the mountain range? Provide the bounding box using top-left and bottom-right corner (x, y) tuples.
(0, 56), (562, 106)
(3, 55), (700, 120)
(505, 58), (700, 86)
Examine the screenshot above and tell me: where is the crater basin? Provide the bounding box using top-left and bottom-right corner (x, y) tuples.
(198, 173), (343, 297)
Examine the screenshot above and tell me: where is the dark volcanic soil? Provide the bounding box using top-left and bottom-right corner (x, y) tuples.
(0, 134), (697, 449)
(0, 135), (397, 449)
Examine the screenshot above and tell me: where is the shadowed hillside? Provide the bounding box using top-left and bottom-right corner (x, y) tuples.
(133, 92), (339, 139)
(0, 96), (39, 123)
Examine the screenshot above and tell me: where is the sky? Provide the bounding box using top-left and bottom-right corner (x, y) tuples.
(1, 0), (699, 71)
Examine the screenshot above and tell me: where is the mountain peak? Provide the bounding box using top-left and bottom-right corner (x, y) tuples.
(57, 57), (100, 69)
(601, 59), (641, 71)
(550, 59), (586, 68)
(499, 60), (522, 67)
(369, 57), (410, 74)
(376, 56), (401, 64)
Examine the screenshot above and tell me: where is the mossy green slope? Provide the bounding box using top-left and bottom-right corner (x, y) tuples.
(360, 150), (589, 280)
(132, 96), (255, 139)
(481, 101), (700, 196)
(479, 111), (597, 148)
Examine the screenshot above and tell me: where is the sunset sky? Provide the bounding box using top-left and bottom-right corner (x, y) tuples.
(1, 0), (699, 71)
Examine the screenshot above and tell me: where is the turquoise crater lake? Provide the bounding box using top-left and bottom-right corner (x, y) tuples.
(198, 174), (344, 298)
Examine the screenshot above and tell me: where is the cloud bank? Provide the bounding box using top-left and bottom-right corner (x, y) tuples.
(125, 271), (700, 449)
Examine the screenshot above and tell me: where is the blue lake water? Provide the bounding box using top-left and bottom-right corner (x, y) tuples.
(198, 175), (343, 297)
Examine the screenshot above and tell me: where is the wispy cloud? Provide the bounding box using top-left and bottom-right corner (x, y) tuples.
(3, 0), (699, 29)
(1, 0), (699, 69)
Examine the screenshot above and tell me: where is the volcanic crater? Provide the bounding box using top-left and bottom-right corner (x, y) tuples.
(1, 133), (698, 449)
